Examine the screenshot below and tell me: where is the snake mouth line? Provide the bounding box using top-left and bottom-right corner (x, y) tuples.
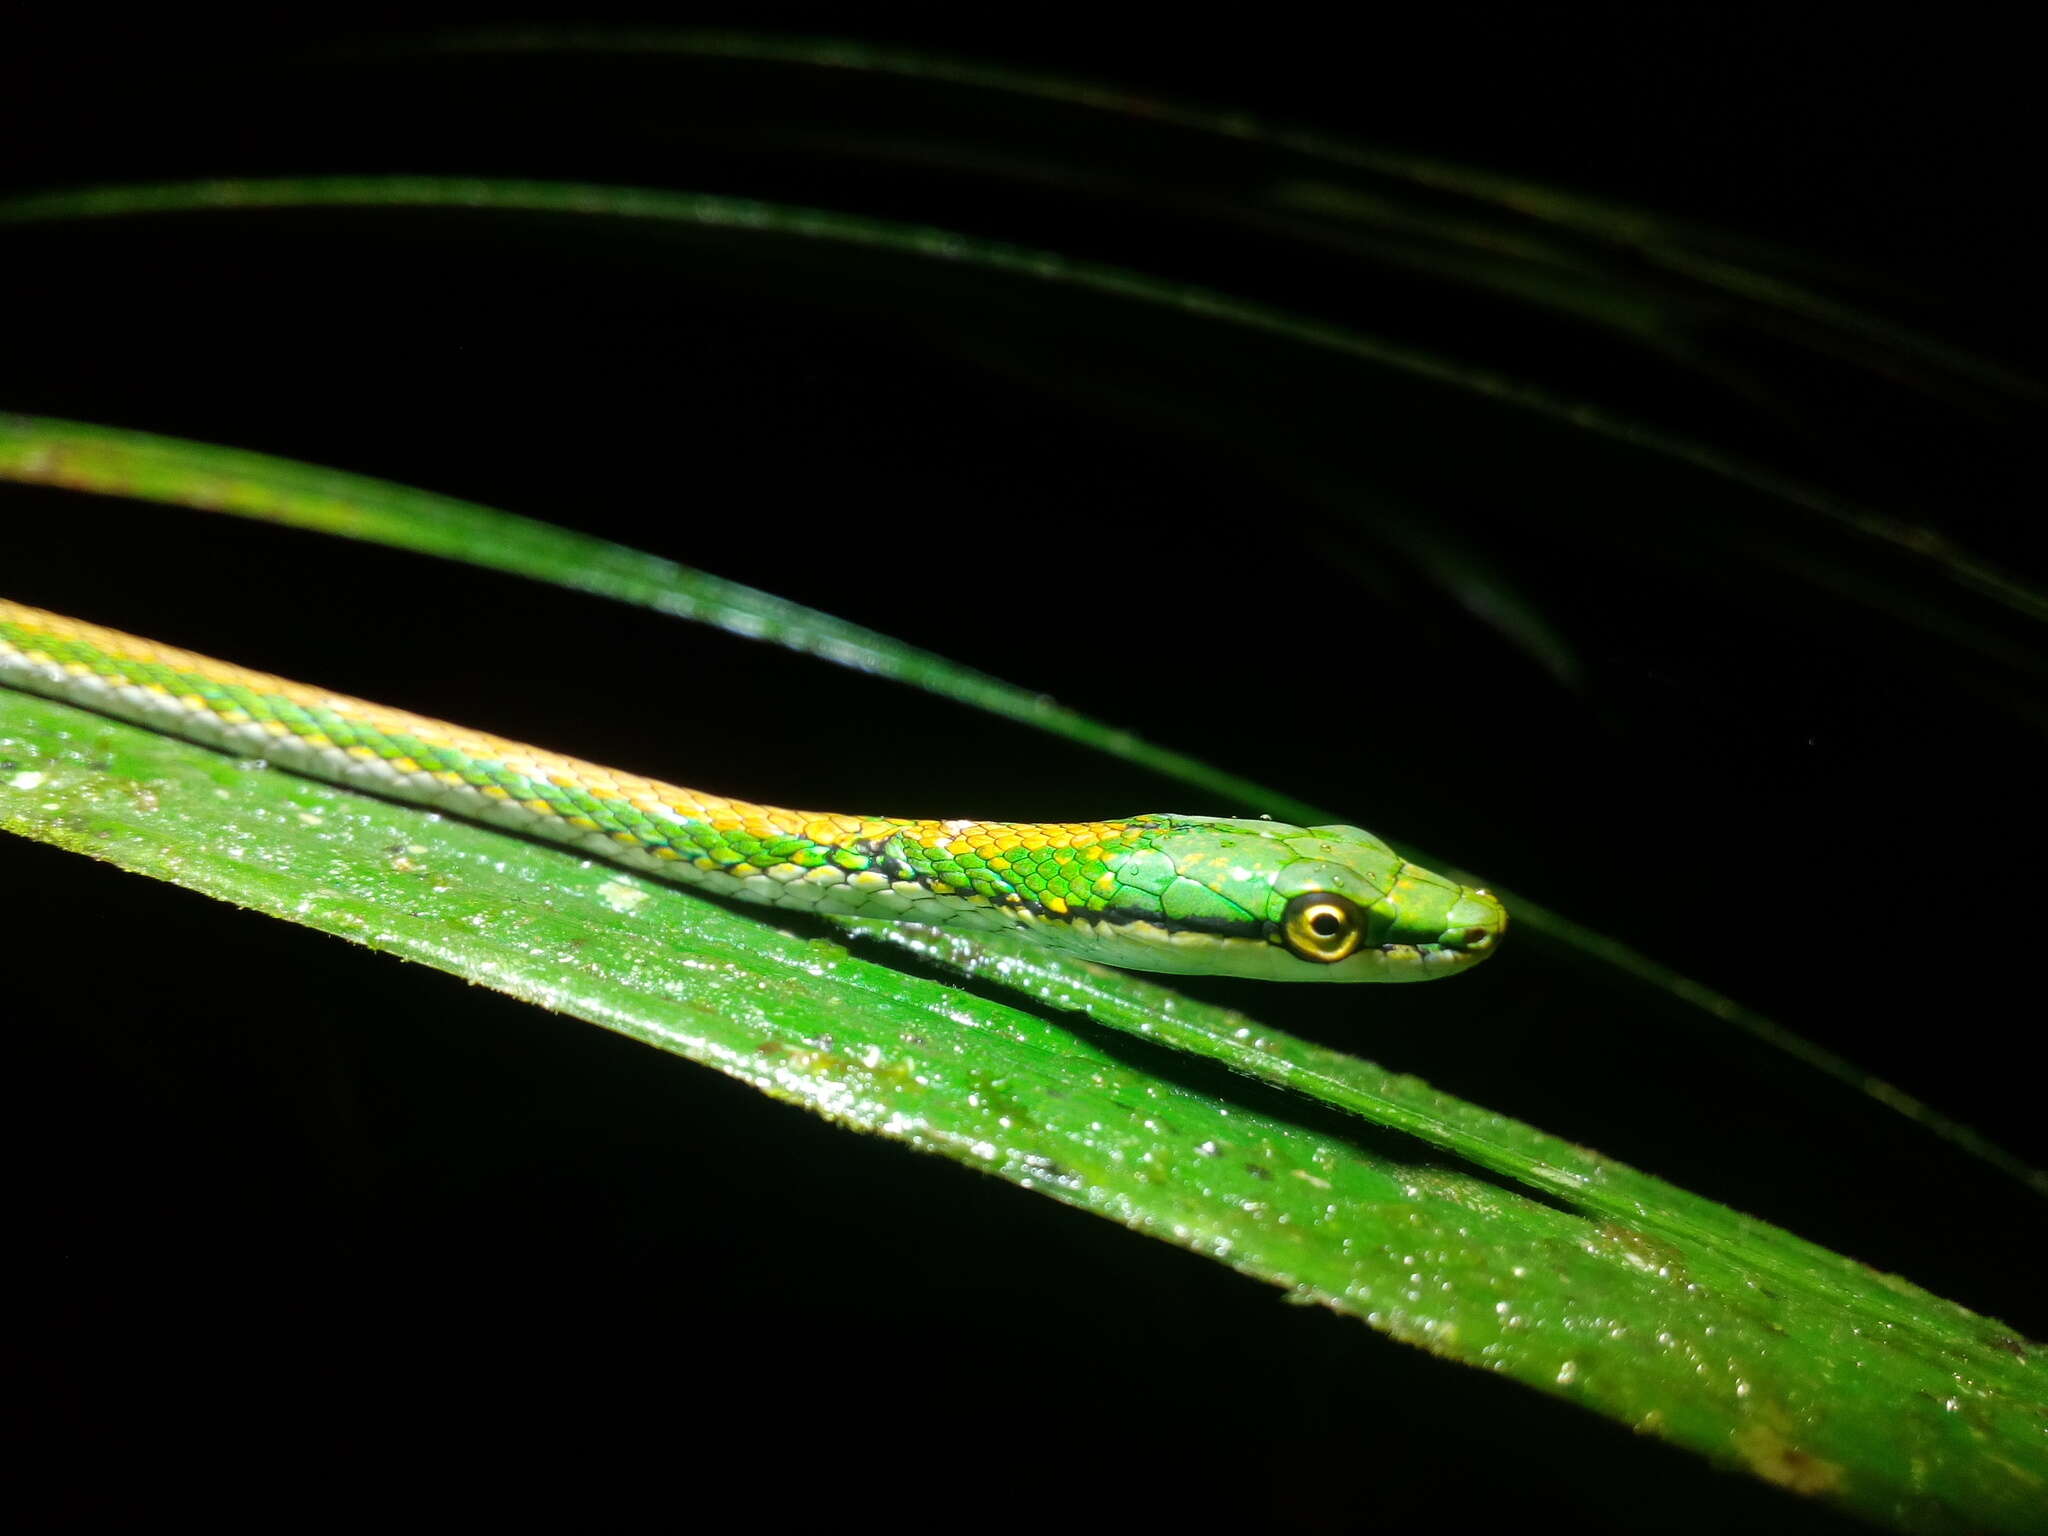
(1370, 938), (1495, 963)
(1054, 902), (1497, 956)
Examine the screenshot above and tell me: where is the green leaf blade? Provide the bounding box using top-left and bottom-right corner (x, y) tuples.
(5, 678), (2043, 1533)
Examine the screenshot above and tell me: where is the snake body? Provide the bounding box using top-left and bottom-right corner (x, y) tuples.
(0, 599), (1503, 980)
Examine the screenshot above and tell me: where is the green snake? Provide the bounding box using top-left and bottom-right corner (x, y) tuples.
(0, 599), (1505, 981)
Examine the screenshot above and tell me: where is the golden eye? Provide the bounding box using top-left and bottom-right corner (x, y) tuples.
(1279, 892), (1365, 964)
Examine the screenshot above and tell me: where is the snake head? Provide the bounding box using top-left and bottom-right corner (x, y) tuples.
(1076, 816), (1506, 981)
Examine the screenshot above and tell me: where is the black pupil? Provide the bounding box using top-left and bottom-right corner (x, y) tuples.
(1311, 910), (1341, 938)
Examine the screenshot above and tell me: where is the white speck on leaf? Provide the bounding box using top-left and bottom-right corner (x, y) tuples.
(597, 880), (649, 913)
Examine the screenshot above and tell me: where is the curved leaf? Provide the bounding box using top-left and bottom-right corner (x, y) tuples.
(3, 668), (2043, 1534)
(2, 408), (2033, 1194)
(3, 176), (2042, 641)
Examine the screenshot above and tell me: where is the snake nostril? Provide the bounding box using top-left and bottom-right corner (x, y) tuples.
(1463, 927), (1491, 945)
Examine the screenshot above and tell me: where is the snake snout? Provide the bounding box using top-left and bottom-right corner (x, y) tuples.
(1442, 889), (1508, 952)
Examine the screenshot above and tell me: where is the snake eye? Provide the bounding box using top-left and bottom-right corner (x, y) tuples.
(1279, 892), (1365, 964)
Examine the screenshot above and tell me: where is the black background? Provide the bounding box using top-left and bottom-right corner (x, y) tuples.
(4, 10), (2043, 1531)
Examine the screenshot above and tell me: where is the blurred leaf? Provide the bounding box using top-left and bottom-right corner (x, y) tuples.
(4, 175), (2042, 650)
(415, 26), (2048, 417)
